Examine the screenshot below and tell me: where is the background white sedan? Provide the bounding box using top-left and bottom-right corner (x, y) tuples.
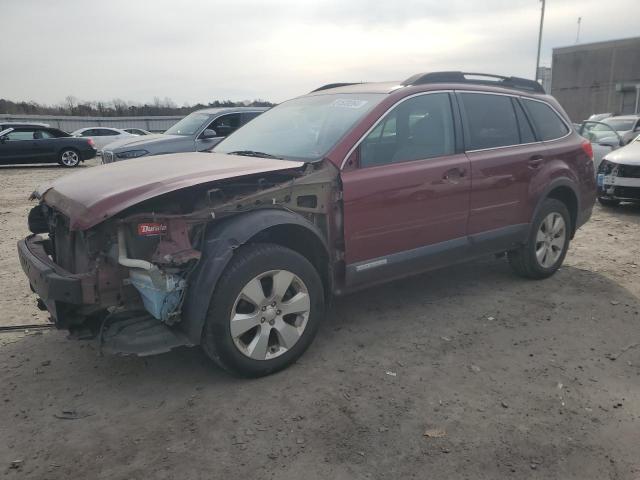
(71, 127), (137, 151)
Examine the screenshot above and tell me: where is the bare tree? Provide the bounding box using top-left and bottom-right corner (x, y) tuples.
(64, 95), (77, 115)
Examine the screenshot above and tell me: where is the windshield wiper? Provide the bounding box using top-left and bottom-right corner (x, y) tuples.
(227, 150), (283, 159)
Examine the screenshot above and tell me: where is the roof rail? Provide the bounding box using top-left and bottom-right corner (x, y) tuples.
(402, 71), (545, 94)
(310, 82), (362, 93)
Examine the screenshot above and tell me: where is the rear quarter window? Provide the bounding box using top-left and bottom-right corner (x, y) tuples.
(522, 99), (569, 141)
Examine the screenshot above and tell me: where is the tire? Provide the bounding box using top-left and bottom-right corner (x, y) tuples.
(597, 196), (620, 207)
(58, 148), (80, 167)
(508, 198), (571, 279)
(201, 243), (325, 377)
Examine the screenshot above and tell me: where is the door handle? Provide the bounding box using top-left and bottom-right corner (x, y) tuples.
(442, 167), (466, 183)
(528, 155), (544, 169)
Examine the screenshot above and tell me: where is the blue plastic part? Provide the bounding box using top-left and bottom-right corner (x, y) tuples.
(129, 270), (185, 322)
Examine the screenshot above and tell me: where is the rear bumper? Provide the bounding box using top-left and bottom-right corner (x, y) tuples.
(80, 148), (97, 161)
(17, 235), (95, 321)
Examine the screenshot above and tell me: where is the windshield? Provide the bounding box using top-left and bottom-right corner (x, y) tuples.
(602, 118), (635, 131)
(164, 113), (211, 136)
(214, 93), (384, 160)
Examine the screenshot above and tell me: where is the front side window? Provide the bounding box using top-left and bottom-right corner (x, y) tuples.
(165, 113), (211, 136)
(359, 93), (455, 167)
(522, 99), (569, 141)
(5, 129), (36, 140)
(214, 93), (384, 160)
(208, 113), (241, 137)
(242, 112), (262, 123)
(460, 93), (520, 150)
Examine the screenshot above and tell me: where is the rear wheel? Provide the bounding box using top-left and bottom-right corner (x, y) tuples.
(59, 149), (80, 167)
(201, 243), (324, 377)
(597, 196), (620, 207)
(508, 198), (571, 279)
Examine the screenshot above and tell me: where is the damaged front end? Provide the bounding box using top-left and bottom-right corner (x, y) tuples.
(18, 157), (339, 356)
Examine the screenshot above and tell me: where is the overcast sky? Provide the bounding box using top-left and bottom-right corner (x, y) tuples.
(2, 0), (638, 105)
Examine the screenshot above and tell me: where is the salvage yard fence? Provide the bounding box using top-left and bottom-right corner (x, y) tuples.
(0, 114), (183, 133)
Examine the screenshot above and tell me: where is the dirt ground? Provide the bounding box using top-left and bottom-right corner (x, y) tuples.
(1, 162), (639, 479)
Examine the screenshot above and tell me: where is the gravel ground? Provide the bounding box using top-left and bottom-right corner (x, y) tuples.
(1, 161), (639, 479)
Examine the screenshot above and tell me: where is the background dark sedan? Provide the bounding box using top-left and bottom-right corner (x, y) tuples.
(0, 123), (96, 167)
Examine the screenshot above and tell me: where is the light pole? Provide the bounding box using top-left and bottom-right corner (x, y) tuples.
(535, 0), (546, 80)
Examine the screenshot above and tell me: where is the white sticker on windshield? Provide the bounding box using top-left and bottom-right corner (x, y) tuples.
(330, 99), (368, 109)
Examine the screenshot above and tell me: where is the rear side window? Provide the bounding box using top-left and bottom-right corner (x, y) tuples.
(34, 129), (55, 139)
(460, 93), (519, 150)
(522, 99), (569, 141)
(513, 99), (536, 143)
(97, 129), (119, 136)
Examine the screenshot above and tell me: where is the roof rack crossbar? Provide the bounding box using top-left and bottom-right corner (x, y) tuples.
(402, 71), (545, 94)
(310, 82), (362, 93)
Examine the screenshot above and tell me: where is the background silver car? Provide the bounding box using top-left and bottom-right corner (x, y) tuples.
(72, 127), (137, 151)
(600, 115), (640, 144)
(101, 107), (268, 163)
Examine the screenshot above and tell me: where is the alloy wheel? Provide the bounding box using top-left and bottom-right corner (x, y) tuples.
(60, 150), (79, 166)
(230, 269), (310, 360)
(535, 212), (566, 268)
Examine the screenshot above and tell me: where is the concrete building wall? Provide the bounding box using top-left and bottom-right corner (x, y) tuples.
(537, 66), (552, 94)
(551, 36), (640, 121)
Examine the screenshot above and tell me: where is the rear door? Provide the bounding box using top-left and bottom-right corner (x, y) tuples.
(341, 92), (471, 286)
(94, 128), (124, 150)
(457, 92), (540, 250)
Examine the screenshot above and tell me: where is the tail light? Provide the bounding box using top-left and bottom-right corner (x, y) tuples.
(87, 138), (95, 148)
(581, 140), (593, 161)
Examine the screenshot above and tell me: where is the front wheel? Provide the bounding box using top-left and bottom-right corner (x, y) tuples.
(508, 198), (571, 279)
(201, 243), (325, 377)
(59, 149), (80, 167)
(597, 196), (620, 207)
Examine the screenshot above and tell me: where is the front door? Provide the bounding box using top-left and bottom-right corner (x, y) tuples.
(341, 92), (471, 286)
(0, 128), (41, 163)
(196, 113), (242, 151)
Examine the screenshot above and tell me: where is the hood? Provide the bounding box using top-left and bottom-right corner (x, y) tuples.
(102, 134), (185, 152)
(604, 139), (640, 166)
(37, 152), (305, 231)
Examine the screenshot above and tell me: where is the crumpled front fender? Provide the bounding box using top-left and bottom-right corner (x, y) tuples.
(180, 208), (328, 344)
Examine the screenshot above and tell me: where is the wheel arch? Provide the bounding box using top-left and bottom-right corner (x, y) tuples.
(59, 145), (80, 155)
(533, 178), (580, 238)
(180, 208), (330, 345)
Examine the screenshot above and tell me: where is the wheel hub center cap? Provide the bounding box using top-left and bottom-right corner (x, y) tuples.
(263, 305), (277, 323)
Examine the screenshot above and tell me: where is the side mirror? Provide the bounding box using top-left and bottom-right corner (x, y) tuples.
(201, 129), (218, 139)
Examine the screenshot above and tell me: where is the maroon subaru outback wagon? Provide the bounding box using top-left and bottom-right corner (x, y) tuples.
(18, 72), (596, 376)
